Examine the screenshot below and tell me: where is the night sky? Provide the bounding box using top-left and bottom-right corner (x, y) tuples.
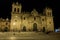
(0, 0), (60, 29)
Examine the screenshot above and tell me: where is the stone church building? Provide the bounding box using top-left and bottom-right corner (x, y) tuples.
(0, 2), (54, 32)
(10, 2), (54, 32)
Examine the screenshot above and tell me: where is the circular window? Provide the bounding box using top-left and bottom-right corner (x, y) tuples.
(42, 19), (44, 21)
(15, 20), (17, 22)
(49, 22), (51, 24)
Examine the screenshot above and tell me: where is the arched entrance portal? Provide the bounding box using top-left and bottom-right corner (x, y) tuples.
(22, 26), (26, 31)
(33, 23), (37, 31)
(42, 27), (45, 32)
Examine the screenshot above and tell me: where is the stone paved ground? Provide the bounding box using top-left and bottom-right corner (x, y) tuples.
(0, 32), (60, 40)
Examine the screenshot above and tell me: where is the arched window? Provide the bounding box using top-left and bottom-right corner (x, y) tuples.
(17, 8), (19, 12)
(6, 23), (8, 25)
(42, 19), (44, 21)
(14, 8), (16, 12)
(34, 17), (36, 20)
(48, 12), (51, 16)
(24, 17), (25, 20)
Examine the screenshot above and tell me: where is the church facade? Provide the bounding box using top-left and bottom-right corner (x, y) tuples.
(10, 2), (54, 32)
(0, 2), (54, 32)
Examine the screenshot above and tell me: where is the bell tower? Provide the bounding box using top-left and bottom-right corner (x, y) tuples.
(10, 2), (22, 32)
(44, 7), (52, 16)
(43, 7), (54, 32)
(12, 2), (22, 13)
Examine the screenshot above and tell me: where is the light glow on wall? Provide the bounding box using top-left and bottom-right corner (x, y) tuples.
(13, 23), (16, 25)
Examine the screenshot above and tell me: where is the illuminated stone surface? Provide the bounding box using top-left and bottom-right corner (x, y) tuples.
(0, 32), (60, 40)
(0, 2), (54, 32)
(10, 2), (54, 32)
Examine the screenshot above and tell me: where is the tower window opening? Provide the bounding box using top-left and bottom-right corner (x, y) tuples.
(34, 17), (36, 20)
(17, 8), (19, 12)
(48, 12), (51, 16)
(24, 17), (25, 20)
(42, 19), (44, 21)
(14, 8), (16, 12)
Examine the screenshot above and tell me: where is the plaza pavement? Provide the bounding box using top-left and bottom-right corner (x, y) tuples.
(0, 32), (60, 40)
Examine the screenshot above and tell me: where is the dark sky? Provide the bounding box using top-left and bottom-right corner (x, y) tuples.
(0, 0), (60, 29)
